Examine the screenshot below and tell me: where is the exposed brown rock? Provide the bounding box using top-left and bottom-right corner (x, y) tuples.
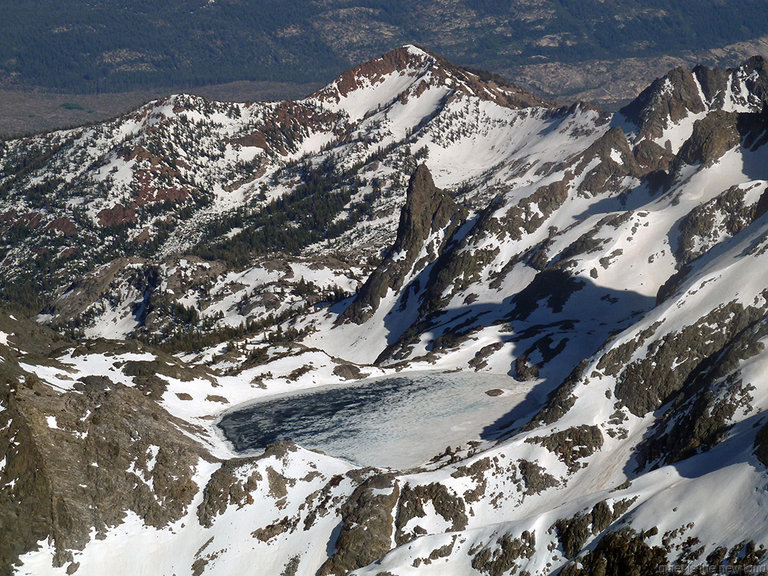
(676, 184), (767, 266)
(318, 474), (400, 576)
(97, 204), (137, 227)
(0, 365), (212, 573)
(727, 56), (768, 110)
(395, 482), (468, 546)
(615, 300), (768, 417)
(632, 139), (675, 173)
(332, 363), (367, 380)
(45, 217), (77, 237)
(470, 531), (536, 576)
(621, 67), (706, 141)
(693, 65), (729, 107)
(526, 425), (604, 472)
(559, 527), (667, 576)
(341, 164), (465, 324)
(677, 110), (741, 167)
(639, 317), (768, 468)
(517, 460), (559, 495)
(755, 420), (768, 468)
(576, 126), (647, 196)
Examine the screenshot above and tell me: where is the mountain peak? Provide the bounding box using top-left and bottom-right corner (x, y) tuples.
(7, 48), (768, 576)
(311, 45), (549, 121)
(311, 45), (434, 106)
(621, 56), (768, 144)
(620, 66), (706, 140)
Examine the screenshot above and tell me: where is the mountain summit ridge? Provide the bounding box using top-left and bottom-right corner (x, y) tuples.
(311, 44), (552, 122)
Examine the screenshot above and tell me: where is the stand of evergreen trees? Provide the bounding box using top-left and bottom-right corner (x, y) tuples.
(2, 0), (767, 93)
(195, 157), (375, 266)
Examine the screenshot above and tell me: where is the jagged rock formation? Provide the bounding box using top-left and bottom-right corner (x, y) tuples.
(341, 164), (465, 324)
(621, 66), (707, 141)
(621, 56), (768, 145)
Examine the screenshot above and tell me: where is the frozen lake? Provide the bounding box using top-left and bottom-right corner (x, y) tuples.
(217, 371), (535, 469)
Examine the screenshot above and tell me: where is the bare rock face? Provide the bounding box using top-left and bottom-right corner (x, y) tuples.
(0, 364), (213, 574)
(317, 474), (400, 576)
(470, 530), (536, 576)
(526, 425), (604, 473)
(196, 457), (263, 528)
(621, 67), (706, 141)
(576, 126), (647, 196)
(632, 139), (675, 174)
(559, 526), (667, 576)
(614, 300), (768, 418)
(640, 316), (768, 469)
(676, 184), (768, 266)
(677, 110), (741, 167)
(726, 56), (768, 110)
(754, 419), (768, 468)
(693, 64), (730, 107)
(341, 164), (466, 324)
(395, 482), (468, 545)
(552, 499), (636, 560)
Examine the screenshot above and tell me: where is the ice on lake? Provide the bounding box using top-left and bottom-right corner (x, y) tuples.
(217, 371), (535, 469)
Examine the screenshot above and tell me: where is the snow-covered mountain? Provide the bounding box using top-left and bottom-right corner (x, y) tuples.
(3, 46), (768, 575)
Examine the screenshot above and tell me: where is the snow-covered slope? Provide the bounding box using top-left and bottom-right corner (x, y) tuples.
(3, 48), (768, 576)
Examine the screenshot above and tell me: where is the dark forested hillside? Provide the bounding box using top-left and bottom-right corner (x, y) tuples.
(2, 0), (768, 93)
